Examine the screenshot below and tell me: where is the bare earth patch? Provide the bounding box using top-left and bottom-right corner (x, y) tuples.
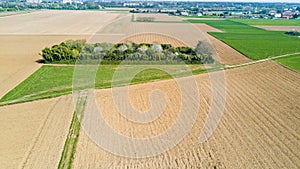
(73, 61), (300, 168)
(256, 26), (300, 31)
(0, 95), (74, 168)
(0, 10), (125, 98)
(90, 14), (209, 47)
(134, 13), (183, 22)
(120, 32), (188, 47)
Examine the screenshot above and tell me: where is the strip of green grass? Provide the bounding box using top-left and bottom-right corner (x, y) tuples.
(230, 18), (300, 26)
(57, 111), (81, 169)
(274, 55), (300, 73)
(0, 64), (216, 105)
(187, 19), (300, 60)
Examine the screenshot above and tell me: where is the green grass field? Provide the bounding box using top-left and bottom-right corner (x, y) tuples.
(0, 64), (214, 105)
(230, 18), (300, 26)
(187, 19), (300, 60)
(274, 55), (300, 73)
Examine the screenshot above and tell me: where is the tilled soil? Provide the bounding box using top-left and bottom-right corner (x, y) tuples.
(72, 61), (300, 168)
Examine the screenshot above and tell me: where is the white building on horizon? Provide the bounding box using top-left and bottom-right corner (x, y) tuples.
(63, 0), (72, 4)
(26, 0), (41, 3)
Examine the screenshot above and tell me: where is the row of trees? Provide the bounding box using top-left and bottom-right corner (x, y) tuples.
(41, 40), (215, 64)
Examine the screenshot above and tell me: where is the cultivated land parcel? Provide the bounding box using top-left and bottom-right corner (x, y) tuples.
(0, 10), (299, 169)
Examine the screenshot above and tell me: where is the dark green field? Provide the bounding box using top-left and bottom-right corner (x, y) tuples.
(274, 55), (300, 73)
(187, 19), (300, 60)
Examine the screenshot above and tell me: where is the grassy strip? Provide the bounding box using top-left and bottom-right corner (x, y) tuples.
(0, 64), (219, 105)
(57, 111), (81, 169)
(57, 95), (86, 169)
(274, 54), (300, 73)
(187, 19), (300, 60)
(229, 18), (300, 26)
(131, 13), (135, 22)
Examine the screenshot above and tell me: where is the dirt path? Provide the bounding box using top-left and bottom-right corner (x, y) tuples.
(256, 26), (300, 31)
(72, 61), (300, 168)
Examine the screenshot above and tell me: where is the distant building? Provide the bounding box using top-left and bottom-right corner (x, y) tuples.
(63, 0), (72, 3)
(282, 11), (294, 19)
(123, 2), (140, 7)
(197, 13), (203, 17)
(160, 9), (177, 13)
(274, 13), (282, 18)
(180, 12), (189, 16)
(26, 0), (41, 3)
(269, 10), (276, 16)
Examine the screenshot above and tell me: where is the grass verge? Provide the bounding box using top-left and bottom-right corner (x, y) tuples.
(187, 19), (300, 60)
(57, 111), (81, 169)
(57, 95), (86, 169)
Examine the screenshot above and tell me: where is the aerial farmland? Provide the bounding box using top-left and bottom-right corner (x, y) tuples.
(0, 1), (299, 168)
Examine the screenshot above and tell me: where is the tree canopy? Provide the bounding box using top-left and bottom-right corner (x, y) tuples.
(41, 40), (215, 64)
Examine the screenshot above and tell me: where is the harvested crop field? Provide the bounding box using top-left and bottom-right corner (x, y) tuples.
(119, 32), (188, 47)
(0, 95), (74, 168)
(0, 35), (88, 98)
(90, 14), (210, 47)
(0, 10), (125, 98)
(195, 24), (252, 65)
(0, 10), (124, 35)
(73, 61), (300, 168)
(134, 13), (183, 22)
(255, 26), (300, 31)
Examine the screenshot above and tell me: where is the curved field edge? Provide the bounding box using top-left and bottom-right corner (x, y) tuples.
(0, 64), (218, 106)
(187, 19), (300, 60)
(274, 54), (300, 73)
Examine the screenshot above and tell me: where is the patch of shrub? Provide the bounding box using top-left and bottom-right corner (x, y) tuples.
(41, 40), (215, 64)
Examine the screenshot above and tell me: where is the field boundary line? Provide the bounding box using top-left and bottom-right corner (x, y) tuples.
(225, 52), (300, 69)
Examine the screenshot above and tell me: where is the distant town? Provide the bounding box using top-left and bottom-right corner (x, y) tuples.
(0, 1), (299, 19)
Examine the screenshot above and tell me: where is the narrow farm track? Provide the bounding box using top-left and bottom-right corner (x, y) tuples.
(72, 61), (300, 168)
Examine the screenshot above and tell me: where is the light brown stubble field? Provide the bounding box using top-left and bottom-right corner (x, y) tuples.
(0, 10), (125, 168)
(73, 61), (300, 168)
(0, 95), (74, 168)
(0, 10), (125, 98)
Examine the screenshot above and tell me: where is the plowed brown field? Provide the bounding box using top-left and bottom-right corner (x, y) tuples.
(120, 33), (188, 47)
(73, 61), (300, 168)
(0, 95), (74, 168)
(0, 10), (124, 98)
(90, 14), (209, 47)
(134, 13), (183, 22)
